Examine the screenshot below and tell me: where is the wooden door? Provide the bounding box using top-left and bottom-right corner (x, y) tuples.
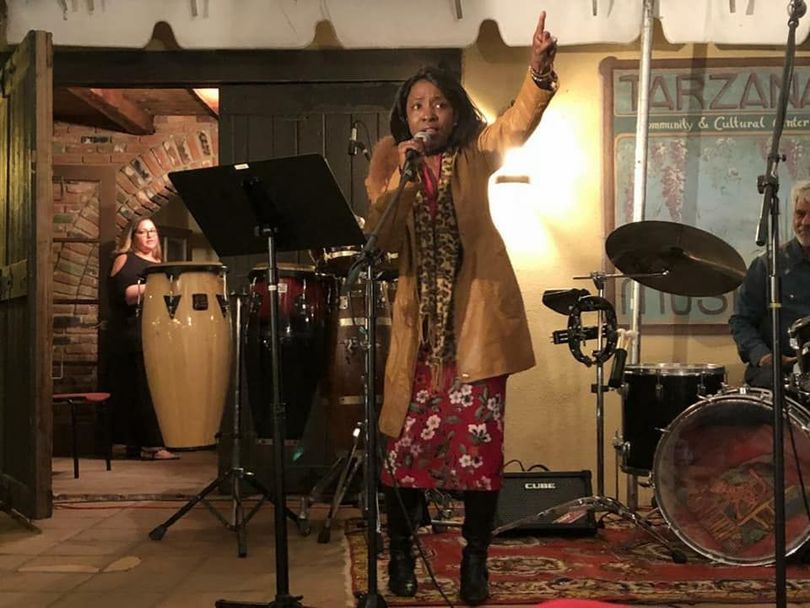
(216, 80), (398, 492)
(0, 31), (54, 519)
(219, 81), (399, 284)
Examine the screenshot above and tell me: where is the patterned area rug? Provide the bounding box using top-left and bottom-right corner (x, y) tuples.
(345, 516), (810, 605)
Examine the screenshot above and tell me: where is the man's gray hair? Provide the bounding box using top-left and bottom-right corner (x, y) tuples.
(791, 180), (810, 206)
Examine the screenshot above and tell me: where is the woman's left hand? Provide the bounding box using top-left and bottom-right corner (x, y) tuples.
(530, 11), (557, 74)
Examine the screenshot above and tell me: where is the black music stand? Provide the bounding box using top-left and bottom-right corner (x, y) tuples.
(169, 155), (365, 608)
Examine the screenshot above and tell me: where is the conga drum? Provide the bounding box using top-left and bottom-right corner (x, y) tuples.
(312, 245), (400, 281)
(326, 278), (395, 453)
(141, 262), (232, 449)
(245, 263), (332, 439)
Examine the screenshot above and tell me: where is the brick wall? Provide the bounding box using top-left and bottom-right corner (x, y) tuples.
(52, 116), (219, 393)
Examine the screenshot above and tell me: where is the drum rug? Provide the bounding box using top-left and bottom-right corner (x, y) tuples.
(344, 515), (810, 605)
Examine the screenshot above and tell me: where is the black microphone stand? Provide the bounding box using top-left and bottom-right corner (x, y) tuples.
(344, 155), (418, 608)
(755, 3), (805, 606)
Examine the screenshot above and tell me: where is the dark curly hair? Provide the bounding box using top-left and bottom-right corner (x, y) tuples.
(389, 66), (487, 150)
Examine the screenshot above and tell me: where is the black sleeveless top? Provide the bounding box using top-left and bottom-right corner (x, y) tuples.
(108, 252), (155, 354)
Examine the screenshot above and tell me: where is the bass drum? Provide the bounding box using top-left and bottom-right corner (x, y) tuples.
(653, 387), (810, 565)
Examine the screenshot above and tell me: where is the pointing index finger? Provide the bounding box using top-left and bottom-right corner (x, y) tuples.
(536, 10), (547, 36)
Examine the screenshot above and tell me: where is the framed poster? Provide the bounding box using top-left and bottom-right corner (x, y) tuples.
(601, 57), (810, 333)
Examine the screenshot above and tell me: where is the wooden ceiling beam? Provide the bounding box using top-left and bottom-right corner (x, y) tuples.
(65, 87), (155, 135)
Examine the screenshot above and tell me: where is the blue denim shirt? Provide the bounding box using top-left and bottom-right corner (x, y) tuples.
(729, 237), (810, 366)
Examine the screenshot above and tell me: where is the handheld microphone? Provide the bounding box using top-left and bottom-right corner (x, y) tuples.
(792, 0), (807, 18)
(405, 131), (431, 163)
(348, 125), (359, 156)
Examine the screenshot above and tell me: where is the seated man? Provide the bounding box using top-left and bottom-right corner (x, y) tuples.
(729, 181), (810, 388)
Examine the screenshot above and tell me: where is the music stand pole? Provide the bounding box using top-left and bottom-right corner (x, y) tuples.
(217, 180), (302, 608)
(265, 228), (301, 607)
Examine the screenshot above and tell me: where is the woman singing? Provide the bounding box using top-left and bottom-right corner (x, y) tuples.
(365, 10), (558, 605)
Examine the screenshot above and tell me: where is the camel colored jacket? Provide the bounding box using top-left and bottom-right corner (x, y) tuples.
(366, 71), (555, 438)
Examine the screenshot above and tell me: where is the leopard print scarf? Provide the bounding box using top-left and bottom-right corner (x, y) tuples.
(414, 151), (461, 380)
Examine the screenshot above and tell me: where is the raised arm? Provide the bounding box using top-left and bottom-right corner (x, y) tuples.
(476, 11), (558, 166)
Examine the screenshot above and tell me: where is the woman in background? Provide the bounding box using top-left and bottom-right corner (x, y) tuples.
(107, 217), (176, 460)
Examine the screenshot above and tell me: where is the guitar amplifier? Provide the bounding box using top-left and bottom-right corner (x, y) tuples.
(493, 470), (598, 536)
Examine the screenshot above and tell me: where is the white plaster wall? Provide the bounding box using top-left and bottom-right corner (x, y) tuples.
(462, 22), (800, 503)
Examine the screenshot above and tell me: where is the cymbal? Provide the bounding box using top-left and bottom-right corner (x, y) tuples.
(542, 288), (590, 315)
(605, 221), (746, 297)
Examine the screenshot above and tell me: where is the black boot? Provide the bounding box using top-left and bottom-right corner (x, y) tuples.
(460, 490), (499, 606)
(384, 486), (421, 597)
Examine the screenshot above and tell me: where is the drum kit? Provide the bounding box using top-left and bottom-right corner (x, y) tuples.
(497, 219), (810, 567)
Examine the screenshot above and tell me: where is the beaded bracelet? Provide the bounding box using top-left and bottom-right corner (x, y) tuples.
(529, 65), (558, 91)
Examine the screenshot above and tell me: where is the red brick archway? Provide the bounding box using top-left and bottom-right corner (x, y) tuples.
(114, 127), (215, 231)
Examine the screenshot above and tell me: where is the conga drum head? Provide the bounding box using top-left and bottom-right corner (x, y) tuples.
(142, 261), (228, 277)
(315, 246), (363, 276)
(313, 247), (399, 280)
(653, 387), (810, 565)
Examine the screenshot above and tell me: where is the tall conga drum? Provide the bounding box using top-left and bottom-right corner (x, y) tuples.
(141, 262), (232, 449)
(326, 278), (395, 453)
(245, 263), (332, 440)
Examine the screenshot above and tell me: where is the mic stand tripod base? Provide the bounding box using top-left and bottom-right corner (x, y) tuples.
(215, 595), (303, 608)
(355, 593), (388, 608)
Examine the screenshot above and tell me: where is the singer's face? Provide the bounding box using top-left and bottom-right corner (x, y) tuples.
(794, 195), (810, 247)
(405, 79), (456, 153)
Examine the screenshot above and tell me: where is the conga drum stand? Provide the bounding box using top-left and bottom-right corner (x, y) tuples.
(148, 293), (299, 557)
(167, 155), (366, 608)
(304, 419), (366, 544)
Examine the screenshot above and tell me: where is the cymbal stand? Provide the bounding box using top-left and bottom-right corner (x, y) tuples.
(501, 271), (689, 562)
(148, 293), (299, 558)
(570, 271), (619, 495)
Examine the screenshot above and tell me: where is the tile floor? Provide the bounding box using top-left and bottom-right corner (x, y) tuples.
(0, 452), (801, 607)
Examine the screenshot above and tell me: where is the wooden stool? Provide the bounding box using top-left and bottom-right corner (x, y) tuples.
(52, 392), (112, 479)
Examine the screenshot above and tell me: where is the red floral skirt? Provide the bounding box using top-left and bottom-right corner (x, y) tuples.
(380, 360), (507, 491)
